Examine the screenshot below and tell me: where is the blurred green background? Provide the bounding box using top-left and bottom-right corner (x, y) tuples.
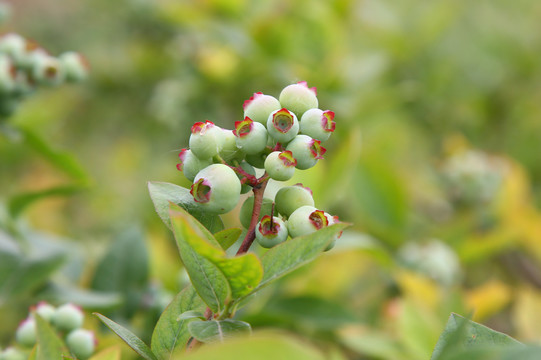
(2, 0), (541, 358)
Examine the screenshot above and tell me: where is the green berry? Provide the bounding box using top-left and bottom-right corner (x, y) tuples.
(188, 121), (223, 159)
(234, 117), (268, 155)
(255, 216), (288, 248)
(286, 135), (326, 170)
(243, 92), (281, 126)
(238, 161), (256, 194)
(239, 196), (274, 229)
(279, 81), (318, 118)
(218, 128), (244, 162)
(300, 109), (335, 142)
(15, 318), (36, 348)
(32, 54), (65, 86)
(66, 329), (96, 360)
(266, 108), (299, 144)
(191, 164), (241, 214)
(264, 151), (296, 181)
(0, 55), (15, 93)
(177, 149), (212, 182)
(275, 184), (314, 217)
(52, 303), (84, 332)
(34, 302), (56, 322)
(1, 347), (26, 360)
(287, 205), (330, 238)
(59, 52), (89, 83)
(0, 33), (25, 63)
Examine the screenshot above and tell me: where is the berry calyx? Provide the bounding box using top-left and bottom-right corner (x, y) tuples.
(255, 215), (288, 248)
(264, 150), (297, 181)
(267, 108), (299, 144)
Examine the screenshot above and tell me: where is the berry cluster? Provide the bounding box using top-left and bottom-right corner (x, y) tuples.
(0, 33), (88, 118)
(4, 302), (96, 360)
(176, 82), (341, 251)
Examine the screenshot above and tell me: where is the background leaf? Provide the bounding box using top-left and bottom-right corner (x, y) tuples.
(94, 313), (158, 360)
(151, 286), (205, 359)
(188, 319), (251, 343)
(148, 182), (224, 233)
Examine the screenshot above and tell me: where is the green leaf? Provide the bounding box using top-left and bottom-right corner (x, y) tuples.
(148, 181), (224, 233)
(151, 286), (205, 359)
(169, 204), (263, 306)
(431, 313), (522, 360)
(214, 228), (242, 250)
(91, 227), (149, 317)
(8, 185), (84, 218)
(188, 319), (251, 343)
(21, 127), (90, 183)
(94, 313), (158, 360)
(177, 310), (206, 321)
(238, 223), (349, 304)
(180, 332), (326, 360)
(34, 313), (68, 360)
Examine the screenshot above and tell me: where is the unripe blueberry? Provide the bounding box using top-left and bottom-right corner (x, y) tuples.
(66, 329), (96, 360)
(300, 109), (335, 142)
(287, 206), (331, 238)
(234, 117), (268, 155)
(59, 52), (89, 83)
(266, 108), (299, 144)
(177, 149), (212, 182)
(52, 303), (84, 332)
(279, 81), (318, 118)
(238, 161), (256, 194)
(34, 301), (56, 322)
(239, 196), (274, 229)
(218, 128), (244, 162)
(0, 33), (25, 63)
(286, 135), (326, 170)
(255, 216), (288, 248)
(32, 54), (65, 86)
(0, 55), (15, 93)
(1, 347), (26, 360)
(188, 121), (223, 159)
(15, 317), (36, 347)
(275, 184), (315, 217)
(264, 151), (297, 181)
(191, 164), (241, 214)
(243, 92), (281, 126)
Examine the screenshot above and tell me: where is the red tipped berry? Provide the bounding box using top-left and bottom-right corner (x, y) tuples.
(239, 196), (274, 229)
(267, 108), (299, 144)
(32, 54), (65, 86)
(255, 216), (288, 248)
(234, 117), (268, 155)
(275, 184), (315, 217)
(243, 92), (281, 126)
(177, 149), (211, 182)
(34, 301), (56, 322)
(191, 164), (241, 214)
(300, 109), (335, 141)
(59, 52), (89, 83)
(279, 81), (318, 118)
(287, 205), (331, 238)
(264, 150), (297, 181)
(286, 135), (326, 170)
(15, 317), (36, 348)
(188, 121), (223, 159)
(66, 329), (96, 360)
(52, 303), (84, 332)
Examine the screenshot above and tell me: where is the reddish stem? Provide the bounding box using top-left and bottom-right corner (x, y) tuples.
(236, 177), (269, 255)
